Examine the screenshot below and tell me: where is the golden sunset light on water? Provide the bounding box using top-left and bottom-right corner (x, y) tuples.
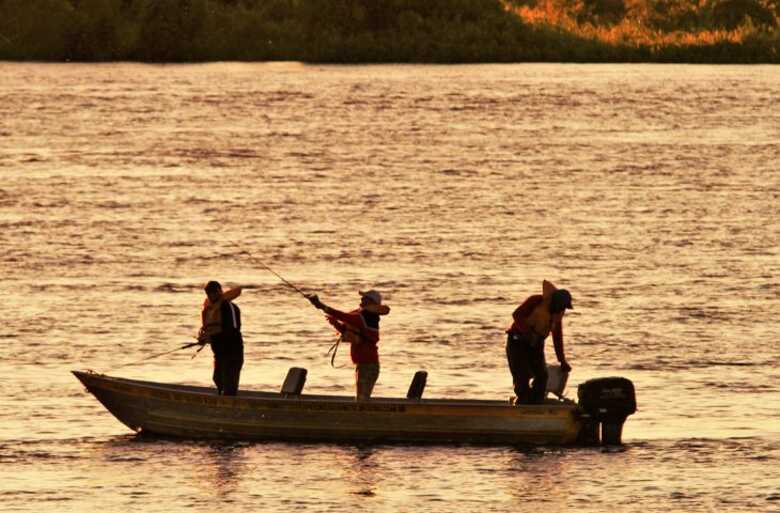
(1, 1), (779, 512)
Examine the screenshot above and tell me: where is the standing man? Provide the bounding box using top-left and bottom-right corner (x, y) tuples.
(307, 290), (390, 400)
(506, 280), (573, 405)
(199, 281), (243, 396)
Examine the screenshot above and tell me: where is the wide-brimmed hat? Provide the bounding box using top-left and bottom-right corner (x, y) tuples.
(359, 290), (390, 315)
(359, 290), (382, 304)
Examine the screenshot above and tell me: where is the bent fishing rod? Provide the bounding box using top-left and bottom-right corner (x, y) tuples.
(243, 255), (311, 300)
(106, 340), (205, 372)
(250, 257), (345, 367)
(258, 261), (309, 298)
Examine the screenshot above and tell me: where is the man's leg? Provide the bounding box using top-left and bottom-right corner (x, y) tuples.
(213, 357), (224, 395)
(528, 347), (549, 404)
(355, 363), (379, 400)
(222, 353), (244, 396)
(506, 334), (532, 404)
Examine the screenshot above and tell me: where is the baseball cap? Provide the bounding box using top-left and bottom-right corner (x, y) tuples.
(551, 289), (573, 312)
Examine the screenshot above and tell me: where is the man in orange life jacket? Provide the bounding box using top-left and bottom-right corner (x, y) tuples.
(198, 281), (243, 396)
(307, 290), (390, 400)
(506, 280), (573, 405)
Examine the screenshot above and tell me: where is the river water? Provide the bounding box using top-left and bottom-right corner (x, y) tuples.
(0, 62), (778, 512)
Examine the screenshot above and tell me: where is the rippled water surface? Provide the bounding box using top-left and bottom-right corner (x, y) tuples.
(1, 63), (778, 512)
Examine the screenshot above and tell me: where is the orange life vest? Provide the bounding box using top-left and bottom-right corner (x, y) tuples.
(202, 300), (223, 337)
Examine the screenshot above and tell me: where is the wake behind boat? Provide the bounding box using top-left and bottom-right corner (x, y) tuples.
(73, 368), (636, 446)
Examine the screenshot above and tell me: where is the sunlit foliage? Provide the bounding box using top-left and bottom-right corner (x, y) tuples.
(507, 0), (778, 60)
(0, 0), (776, 62)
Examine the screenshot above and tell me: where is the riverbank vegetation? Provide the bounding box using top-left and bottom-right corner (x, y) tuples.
(0, 0), (777, 62)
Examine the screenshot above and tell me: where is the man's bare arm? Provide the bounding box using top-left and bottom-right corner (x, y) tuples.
(222, 286), (242, 302)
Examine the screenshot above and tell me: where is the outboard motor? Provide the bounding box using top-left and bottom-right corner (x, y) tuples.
(577, 377), (637, 445)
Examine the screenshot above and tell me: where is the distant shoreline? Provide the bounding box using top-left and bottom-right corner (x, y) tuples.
(1, 0), (777, 64)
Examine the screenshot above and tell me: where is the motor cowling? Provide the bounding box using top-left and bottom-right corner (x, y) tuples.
(577, 377), (637, 445)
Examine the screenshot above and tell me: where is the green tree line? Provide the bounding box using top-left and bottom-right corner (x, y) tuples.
(0, 0), (777, 62)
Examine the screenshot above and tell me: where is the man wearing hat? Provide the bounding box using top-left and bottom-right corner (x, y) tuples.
(506, 280), (573, 405)
(308, 290), (390, 400)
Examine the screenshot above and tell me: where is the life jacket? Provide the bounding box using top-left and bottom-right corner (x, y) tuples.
(339, 310), (379, 345)
(527, 280), (560, 338)
(508, 281), (561, 344)
(525, 302), (553, 342)
(202, 300), (222, 337)
(223, 301), (241, 334)
(202, 299), (241, 338)
(341, 324), (362, 344)
(525, 301), (553, 339)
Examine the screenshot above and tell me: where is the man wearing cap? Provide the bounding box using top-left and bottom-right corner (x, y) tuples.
(307, 290), (390, 400)
(198, 281), (244, 396)
(506, 280), (573, 405)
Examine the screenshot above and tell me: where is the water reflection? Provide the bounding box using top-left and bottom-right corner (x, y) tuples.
(342, 445), (380, 498)
(197, 441), (249, 499)
(505, 447), (560, 502)
(504, 446), (589, 508)
(506, 445), (641, 512)
(98, 434), (252, 503)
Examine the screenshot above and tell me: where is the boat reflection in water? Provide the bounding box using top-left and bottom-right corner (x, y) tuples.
(73, 367), (636, 446)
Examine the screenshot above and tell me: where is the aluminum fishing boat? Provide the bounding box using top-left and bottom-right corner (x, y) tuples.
(73, 368), (636, 446)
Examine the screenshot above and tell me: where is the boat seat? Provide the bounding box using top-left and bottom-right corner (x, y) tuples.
(280, 367), (307, 397)
(407, 370), (427, 400)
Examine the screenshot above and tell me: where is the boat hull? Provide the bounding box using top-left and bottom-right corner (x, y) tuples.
(73, 370), (583, 445)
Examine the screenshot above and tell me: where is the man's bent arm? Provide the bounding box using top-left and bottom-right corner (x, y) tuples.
(222, 287), (242, 302)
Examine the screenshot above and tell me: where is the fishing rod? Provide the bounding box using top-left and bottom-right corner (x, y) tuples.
(237, 250), (345, 366)
(251, 258), (310, 300)
(227, 242), (311, 300)
(107, 341), (204, 371)
(247, 254), (347, 366)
